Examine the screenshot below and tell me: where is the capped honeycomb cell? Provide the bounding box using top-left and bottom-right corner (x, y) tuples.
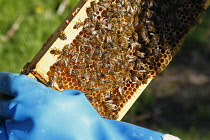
(22, 0), (209, 120)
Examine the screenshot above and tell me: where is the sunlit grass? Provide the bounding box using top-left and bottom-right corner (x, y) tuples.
(0, 0), (79, 72)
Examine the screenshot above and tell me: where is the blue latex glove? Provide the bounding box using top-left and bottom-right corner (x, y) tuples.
(0, 72), (177, 140)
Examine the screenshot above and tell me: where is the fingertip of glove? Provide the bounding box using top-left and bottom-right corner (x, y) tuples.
(61, 89), (83, 96)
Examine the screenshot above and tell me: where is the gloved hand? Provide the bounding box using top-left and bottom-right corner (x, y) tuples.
(0, 72), (178, 140)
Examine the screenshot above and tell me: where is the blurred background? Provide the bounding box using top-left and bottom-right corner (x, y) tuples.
(0, 0), (209, 139)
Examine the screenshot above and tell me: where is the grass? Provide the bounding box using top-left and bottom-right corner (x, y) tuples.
(0, 0), (79, 72)
(0, 1), (210, 139)
(158, 125), (210, 140)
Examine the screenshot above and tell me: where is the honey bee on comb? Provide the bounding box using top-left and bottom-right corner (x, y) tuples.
(73, 21), (84, 29)
(58, 30), (67, 40)
(22, 0), (209, 120)
(50, 48), (62, 55)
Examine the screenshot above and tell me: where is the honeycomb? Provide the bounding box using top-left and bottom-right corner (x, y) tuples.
(22, 0), (208, 120)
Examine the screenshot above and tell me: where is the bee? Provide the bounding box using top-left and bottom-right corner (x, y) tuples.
(153, 47), (161, 57)
(93, 49), (102, 60)
(58, 30), (67, 40)
(95, 106), (102, 112)
(146, 47), (153, 55)
(87, 81), (95, 90)
(103, 80), (112, 84)
(66, 64), (73, 75)
(92, 87), (101, 91)
(139, 69), (147, 73)
(132, 32), (139, 41)
(50, 48), (61, 55)
(93, 61), (102, 71)
(58, 83), (64, 89)
(71, 70), (78, 76)
(76, 64), (83, 69)
(112, 114), (119, 120)
(83, 71), (90, 83)
(130, 76), (139, 84)
(48, 75), (57, 87)
(150, 35), (159, 44)
(84, 18), (94, 28)
(106, 35), (113, 43)
(85, 53), (92, 62)
(142, 78), (148, 84)
(78, 52), (86, 63)
(126, 55), (137, 63)
(55, 76), (62, 84)
(147, 25), (156, 33)
(107, 21), (114, 31)
(83, 28), (91, 33)
(52, 64), (62, 73)
(133, 14), (140, 27)
(142, 65), (150, 73)
(145, 9), (154, 19)
(49, 75), (57, 80)
(102, 91), (110, 99)
(141, 30), (150, 44)
(108, 62), (115, 70)
(117, 86), (124, 95)
(73, 21), (84, 29)
(107, 7), (113, 12)
(127, 62), (135, 70)
(77, 78), (85, 86)
(145, 18), (154, 26)
(101, 28), (108, 36)
(91, 71), (97, 81)
(79, 68), (87, 76)
(136, 51), (145, 58)
(72, 8), (80, 17)
(86, 7), (94, 17)
(103, 43), (112, 51)
(70, 53), (79, 63)
(106, 100), (114, 104)
(76, 35), (84, 42)
(106, 103), (118, 112)
(58, 55), (68, 66)
(100, 72), (108, 79)
(62, 44), (70, 55)
(90, 1), (98, 11)
(48, 81), (56, 87)
(95, 21), (103, 30)
(126, 3), (132, 13)
(130, 3), (138, 15)
(134, 59), (142, 70)
(87, 96), (95, 102)
(65, 20), (70, 26)
(129, 41), (140, 52)
(124, 72), (131, 82)
(69, 44), (77, 54)
(113, 12), (122, 18)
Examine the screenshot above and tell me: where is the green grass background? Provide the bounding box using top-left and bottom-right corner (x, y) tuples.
(0, 1), (210, 139)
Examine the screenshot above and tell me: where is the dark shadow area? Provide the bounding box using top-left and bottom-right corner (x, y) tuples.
(123, 7), (210, 134)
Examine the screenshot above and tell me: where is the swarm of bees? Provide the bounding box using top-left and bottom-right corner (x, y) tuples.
(45, 0), (207, 120)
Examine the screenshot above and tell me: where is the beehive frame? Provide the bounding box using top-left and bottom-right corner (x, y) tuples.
(22, 0), (210, 120)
